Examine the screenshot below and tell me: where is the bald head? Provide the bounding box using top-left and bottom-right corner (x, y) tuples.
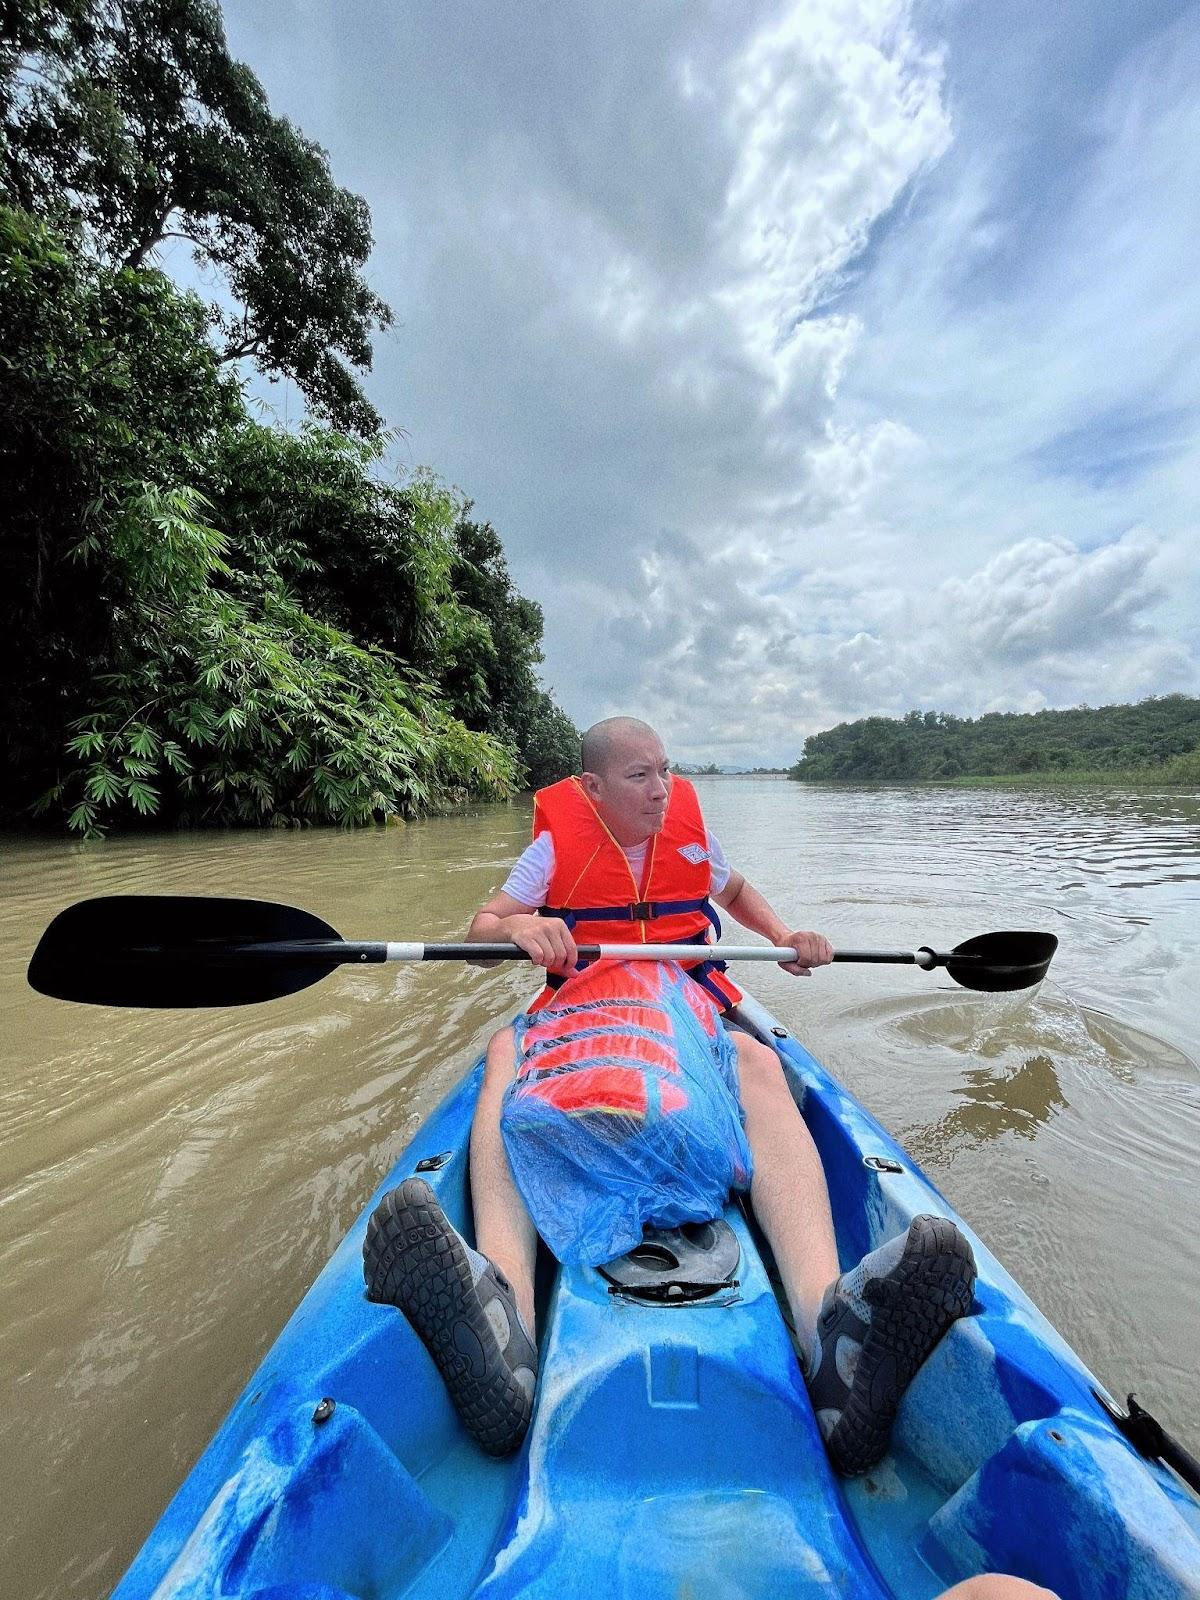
(581, 717), (663, 777)
(579, 718), (671, 844)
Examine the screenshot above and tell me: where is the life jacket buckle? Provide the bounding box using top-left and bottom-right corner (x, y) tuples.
(630, 900), (654, 921)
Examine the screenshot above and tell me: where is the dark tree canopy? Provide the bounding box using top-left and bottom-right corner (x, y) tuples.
(789, 698), (1200, 783)
(0, 205), (578, 832)
(200, 433), (583, 788)
(1, 0), (392, 434)
(0, 207), (523, 832)
(0, 4), (579, 835)
(0, 204), (244, 790)
(443, 516), (583, 786)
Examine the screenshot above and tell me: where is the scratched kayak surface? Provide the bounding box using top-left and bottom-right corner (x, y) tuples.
(112, 991), (1200, 1600)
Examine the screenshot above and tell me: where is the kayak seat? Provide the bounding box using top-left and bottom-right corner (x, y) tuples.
(147, 1398), (451, 1600)
(921, 1408), (1200, 1600)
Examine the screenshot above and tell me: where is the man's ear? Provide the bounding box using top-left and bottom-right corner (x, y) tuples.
(579, 771), (602, 801)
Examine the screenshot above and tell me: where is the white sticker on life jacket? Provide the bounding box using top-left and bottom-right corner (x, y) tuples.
(677, 843), (710, 864)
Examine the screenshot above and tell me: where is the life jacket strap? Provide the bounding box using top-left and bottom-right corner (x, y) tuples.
(541, 895), (714, 923)
(682, 956), (734, 1011)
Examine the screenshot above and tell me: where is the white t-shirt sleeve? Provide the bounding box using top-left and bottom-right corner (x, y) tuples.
(500, 833), (555, 907)
(706, 830), (731, 894)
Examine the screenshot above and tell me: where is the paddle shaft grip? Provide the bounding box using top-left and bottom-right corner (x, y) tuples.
(231, 940), (813, 963)
(835, 948), (931, 967)
(228, 941), (964, 967)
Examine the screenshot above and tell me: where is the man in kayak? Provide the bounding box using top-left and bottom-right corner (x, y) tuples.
(364, 716), (976, 1472)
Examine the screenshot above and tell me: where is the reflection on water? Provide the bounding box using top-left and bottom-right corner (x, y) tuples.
(905, 1053), (1068, 1167)
(2, 780), (1199, 1600)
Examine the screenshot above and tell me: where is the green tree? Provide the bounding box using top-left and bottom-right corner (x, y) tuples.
(0, 204), (244, 810)
(207, 426), (469, 676)
(204, 436), (581, 786)
(39, 481), (516, 835)
(1, 7), (579, 829)
(448, 517), (543, 717)
(1, 0), (391, 434)
(506, 688), (581, 789)
(0, 207), (516, 833)
(446, 513), (580, 785)
(790, 697), (1200, 783)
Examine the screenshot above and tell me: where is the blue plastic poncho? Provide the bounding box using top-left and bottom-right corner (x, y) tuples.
(500, 960), (753, 1266)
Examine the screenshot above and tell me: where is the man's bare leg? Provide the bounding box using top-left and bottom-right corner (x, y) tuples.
(732, 1034), (840, 1359)
(732, 1031), (976, 1478)
(362, 1022), (538, 1457)
(470, 1026), (539, 1337)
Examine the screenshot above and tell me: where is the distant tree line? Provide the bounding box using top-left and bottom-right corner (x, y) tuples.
(789, 698), (1200, 783)
(1, 0), (578, 835)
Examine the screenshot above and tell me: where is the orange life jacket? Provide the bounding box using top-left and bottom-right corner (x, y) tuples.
(527, 774), (742, 1012)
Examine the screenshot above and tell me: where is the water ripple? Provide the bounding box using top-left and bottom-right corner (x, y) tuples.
(2, 783), (1199, 1599)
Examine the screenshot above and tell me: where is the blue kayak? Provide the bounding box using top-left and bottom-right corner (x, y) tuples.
(113, 992), (1200, 1600)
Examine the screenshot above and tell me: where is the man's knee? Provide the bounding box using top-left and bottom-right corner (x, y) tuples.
(483, 1026), (517, 1084)
(938, 1578), (1059, 1600)
(733, 1036), (789, 1101)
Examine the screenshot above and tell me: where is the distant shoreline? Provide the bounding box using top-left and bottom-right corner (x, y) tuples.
(681, 767), (1198, 789)
(789, 768), (1199, 790)
(783, 697), (1200, 789)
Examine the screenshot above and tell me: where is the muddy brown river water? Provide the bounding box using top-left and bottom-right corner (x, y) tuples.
(3, 778), (1198, 1599)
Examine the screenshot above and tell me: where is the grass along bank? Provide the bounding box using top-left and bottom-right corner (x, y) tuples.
(943, 750), (1200, 789)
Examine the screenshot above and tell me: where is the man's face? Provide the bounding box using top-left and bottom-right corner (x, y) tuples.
(582, 733), (672, 843)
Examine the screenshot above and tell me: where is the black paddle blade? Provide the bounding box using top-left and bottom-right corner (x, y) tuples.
(28, 896), (344, 1008)
(944, 931), (1058, 992)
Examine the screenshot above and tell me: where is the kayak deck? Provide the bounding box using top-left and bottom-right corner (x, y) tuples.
(114, 996), (1200, 1600)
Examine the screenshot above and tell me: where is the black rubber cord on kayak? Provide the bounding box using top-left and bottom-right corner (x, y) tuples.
(1093, 1389), (1200, 1495)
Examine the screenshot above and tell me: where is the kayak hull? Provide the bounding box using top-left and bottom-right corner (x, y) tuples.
(113, 994), (1200, 1600)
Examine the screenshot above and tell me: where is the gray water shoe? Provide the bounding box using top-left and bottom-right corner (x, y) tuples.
(806, 1213), (976, 1476)
(364, 1177), (538, 1457)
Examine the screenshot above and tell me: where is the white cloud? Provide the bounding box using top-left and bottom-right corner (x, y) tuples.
(216, 0), (1199, 766)
(717, 0), (950, 384)
(943, 531), (1163, 664)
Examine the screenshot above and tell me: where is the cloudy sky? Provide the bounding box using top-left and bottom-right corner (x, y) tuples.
(219, 0), (1200, 766)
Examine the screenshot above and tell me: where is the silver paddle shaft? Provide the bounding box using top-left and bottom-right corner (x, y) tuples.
(381, 942), (942, 966)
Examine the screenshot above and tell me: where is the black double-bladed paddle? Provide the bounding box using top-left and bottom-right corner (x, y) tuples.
(27, 895), (1058, 1008)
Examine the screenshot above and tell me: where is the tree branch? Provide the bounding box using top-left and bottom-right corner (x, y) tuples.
(0, 142), (37, 213)
(121, 203), (178, 269)
(7, 60), (75, 96)
(220, 334), (265, 363)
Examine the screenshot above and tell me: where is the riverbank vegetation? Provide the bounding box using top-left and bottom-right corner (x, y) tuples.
(1, 0), (578, 836)
(789, 698), (1200, 785)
